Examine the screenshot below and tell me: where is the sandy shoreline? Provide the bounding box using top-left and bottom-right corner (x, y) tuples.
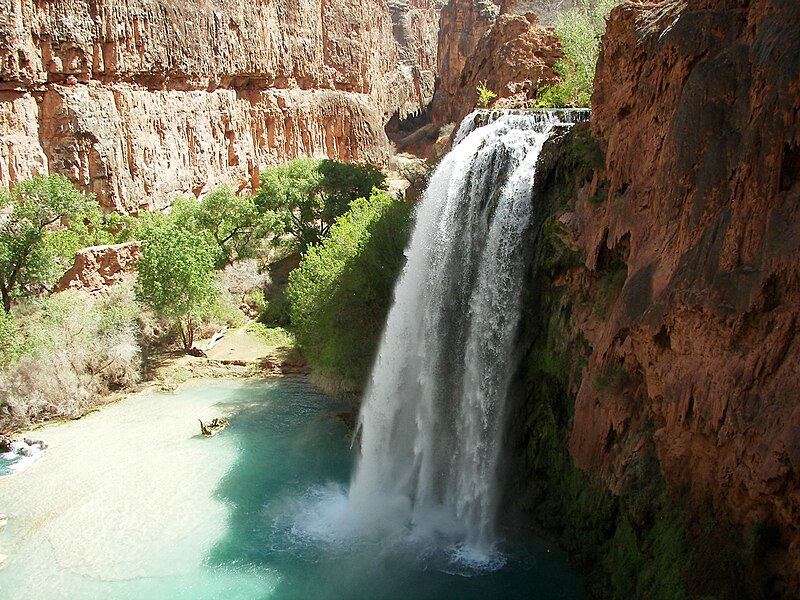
(1, 319), (310, 438)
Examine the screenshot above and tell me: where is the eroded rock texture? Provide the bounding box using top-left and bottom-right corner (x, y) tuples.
(558, 0), (800, 593)
(55, 241), (141, 293)
(431, 0), (561, 125)
(0, 0), (441, 212)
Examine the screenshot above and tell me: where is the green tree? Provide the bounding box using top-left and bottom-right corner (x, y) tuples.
(171, 186), (266, 268)
(256, 159), (386, 252)
(198, 186), (265, 266)
(0, 174), (97, 312)
(535, 0), (617, 108)
(286, 190), (412, 388)
(134, 219), (218, 351)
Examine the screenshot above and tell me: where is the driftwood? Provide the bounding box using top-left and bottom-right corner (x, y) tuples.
(202, 326), (228, 352)
(198, 417), (229, 436)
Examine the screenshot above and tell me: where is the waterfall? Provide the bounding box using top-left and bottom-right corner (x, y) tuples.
(341, 110), (583, 565)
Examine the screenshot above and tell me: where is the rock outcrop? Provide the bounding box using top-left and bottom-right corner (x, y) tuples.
(458, 13), (560, 111)
(54, 241), (141, 293)
(431, 0), (500, 124)
(431, 0), (562, 126)
(517, 0), (800, 595)
(0, 0), (441, 212)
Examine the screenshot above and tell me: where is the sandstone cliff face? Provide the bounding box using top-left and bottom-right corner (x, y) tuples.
(431, 0), (561, 126)
(431, 0), (500, 124)
(458, 13), (560, 111)
(0, 0), (441, 212)
(551, 0), (800, 594)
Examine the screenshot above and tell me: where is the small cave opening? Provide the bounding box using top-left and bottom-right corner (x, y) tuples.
(654, 325), (672, 351)
(385, 107), (432, 142)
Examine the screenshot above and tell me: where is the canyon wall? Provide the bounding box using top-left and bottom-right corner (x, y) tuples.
(431, 0), (561, 125)
(0, 0), (441, 212)
(514, 0), (800, 596)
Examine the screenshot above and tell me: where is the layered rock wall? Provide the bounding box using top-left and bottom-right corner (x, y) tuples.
(0, 0), (441, 212)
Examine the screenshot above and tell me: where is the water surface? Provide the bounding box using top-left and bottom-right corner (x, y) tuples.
(0, 379), (585, 599)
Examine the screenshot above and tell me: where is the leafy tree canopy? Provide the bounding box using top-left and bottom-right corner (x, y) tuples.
(286, 189), (413, 388)
(134, 218), (218, 350)
(0, 174), (98, 312)
(169, 186), (267, 268)
(255, 159), (387, 252)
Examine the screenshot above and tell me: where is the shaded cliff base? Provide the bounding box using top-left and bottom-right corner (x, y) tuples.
(503, 125), (789, 599)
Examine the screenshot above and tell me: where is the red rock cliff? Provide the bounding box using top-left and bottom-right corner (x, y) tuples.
(431, 0), (561, 126)
(559, 0), (800, 593)
(0, 0), (441, 212)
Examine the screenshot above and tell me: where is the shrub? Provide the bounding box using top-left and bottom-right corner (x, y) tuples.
(476, 82), (498, 108)
(0, 292), (141, 430)
(535, 0), (617, 108)
(246, 322), (296, 349)
(217, 259), (270, 305)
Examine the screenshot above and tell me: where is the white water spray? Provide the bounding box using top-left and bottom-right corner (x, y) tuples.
(298, 110), (586, 567)
(349, 110), (586, 561)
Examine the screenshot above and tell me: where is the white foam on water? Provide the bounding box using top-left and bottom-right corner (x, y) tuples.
(0, 440), (46, 477)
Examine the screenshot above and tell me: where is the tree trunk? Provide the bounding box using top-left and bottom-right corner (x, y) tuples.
(180, 317), (195, 352)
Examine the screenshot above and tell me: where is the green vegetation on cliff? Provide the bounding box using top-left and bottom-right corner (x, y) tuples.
(536, 0), (617, 108)
(510, 124), (693, 599)
(513, 123), (774, 599)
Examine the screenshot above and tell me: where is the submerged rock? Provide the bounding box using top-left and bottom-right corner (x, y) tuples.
(198, 418), (229, 437)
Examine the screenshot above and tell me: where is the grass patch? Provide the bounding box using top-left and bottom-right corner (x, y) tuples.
(246, 323), (296, 349)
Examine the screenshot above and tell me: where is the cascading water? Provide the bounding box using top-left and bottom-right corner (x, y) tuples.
(339, 110), (585, 566)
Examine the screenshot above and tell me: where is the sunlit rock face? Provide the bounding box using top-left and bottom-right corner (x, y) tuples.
(431, 0), (562, 127)
(0, 0), (441, 212)
(54, 241), (141, 293)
